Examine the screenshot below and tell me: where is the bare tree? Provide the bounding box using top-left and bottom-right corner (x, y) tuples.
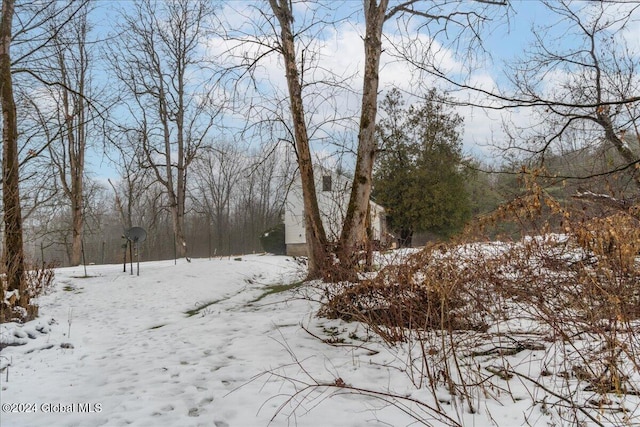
(235, 145), (292, 253)
(504, 1), (640, 193)
(108, 0), (220, 259)
(106, 130), (158, 231)
(34, 2), (96, 266)
(189, 140), (291, 257)
(267, 0), (331, 278)
(388, 1), (640, 200)
(0, 0), (95, 276)
(103, 128), (176, 261)
(0, 0), (28, 320)
(191, 140), (244, 256)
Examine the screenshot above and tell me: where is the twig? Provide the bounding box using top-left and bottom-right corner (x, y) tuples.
(509, 370), (606, 427)
(300, 324), (379, 355)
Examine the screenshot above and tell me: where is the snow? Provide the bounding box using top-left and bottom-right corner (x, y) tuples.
(1, 253), (638, 426)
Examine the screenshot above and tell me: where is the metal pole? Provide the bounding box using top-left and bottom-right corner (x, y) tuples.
(129, 239), (133, 275)
(81, 239), (88, 277)
(136, 241), (140, 276)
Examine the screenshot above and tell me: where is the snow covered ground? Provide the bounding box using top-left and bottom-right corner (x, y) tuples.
(0, 254), (637, 426)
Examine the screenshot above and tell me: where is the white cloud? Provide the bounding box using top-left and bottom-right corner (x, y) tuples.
(208, 3), (619, 165)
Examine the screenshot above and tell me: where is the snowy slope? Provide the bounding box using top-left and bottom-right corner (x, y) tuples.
(2, 255), (418, 427)
(0, 254), (635, 427)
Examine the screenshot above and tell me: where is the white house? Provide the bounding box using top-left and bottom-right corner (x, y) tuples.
(284, 166), (388, 257)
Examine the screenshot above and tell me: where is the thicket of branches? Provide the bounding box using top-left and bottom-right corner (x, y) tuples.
(305, 172), (640, 425)
(23, 142), (293, 266)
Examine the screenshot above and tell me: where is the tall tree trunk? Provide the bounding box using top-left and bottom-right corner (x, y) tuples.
(339, 0), (388, 267)
(70, 188), (83, 265)
(171, 200), (187, 258)
(269, 0), (329, 279)
(47, 5), (90, 267)
(1, 0), (28, 315)
(160, 94), (187, 258)
(175, 52), (188, 258)
(72, 37), (86, 266)
(65, 89), (85, 266)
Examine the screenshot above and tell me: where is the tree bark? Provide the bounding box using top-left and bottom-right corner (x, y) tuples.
(63, 49), (86, 266)
(339, 0), (388, 266)
(71, 44), (86, 267)
(1, 0), (28, 312)
(269, 0), (329, 279)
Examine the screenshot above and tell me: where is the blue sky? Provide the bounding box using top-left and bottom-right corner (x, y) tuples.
(83, 0), (640, 178)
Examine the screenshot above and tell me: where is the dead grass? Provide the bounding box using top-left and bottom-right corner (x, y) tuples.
(1, 261), (56, 323)
(315, 172), (640, 425)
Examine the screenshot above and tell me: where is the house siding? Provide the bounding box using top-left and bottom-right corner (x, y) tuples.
(284, 166), (387, 256)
